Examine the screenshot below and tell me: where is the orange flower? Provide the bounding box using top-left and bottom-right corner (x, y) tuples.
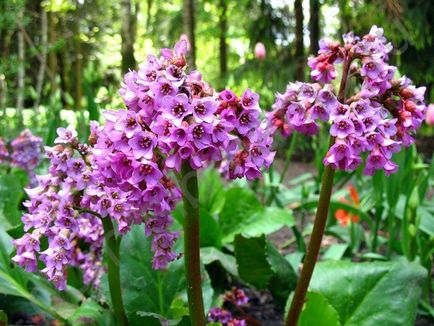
(335, 185), (360, 227)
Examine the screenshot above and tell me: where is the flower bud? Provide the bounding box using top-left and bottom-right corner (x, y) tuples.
(426, 104), (434, 126)
(254, 42), (266, 60)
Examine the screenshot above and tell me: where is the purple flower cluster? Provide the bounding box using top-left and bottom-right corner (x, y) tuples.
(13, 40), (274, 289)
(118, 42), (274, 180)
(0, 137), (8, 163)
(90, 117), (182, 270)
(224, 287), (249, 306)
(10, 130), (43, 185)
(268, 26), (427, 176)
(267, 82), (335, 137)
(208, 288), (249, 326)
(308, 38), (344, 83)
(0, 130), (43, 186)
(12, 134), (105, 290)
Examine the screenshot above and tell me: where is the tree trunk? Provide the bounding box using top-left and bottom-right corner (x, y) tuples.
(34, 7), (48, 110)
(48, 11), (58, 92)
(183, 0), (196, 68)
(59, 17), (71, 107)
(73, 4), (82, 111)
(309, 0), (320, 55)
(121, 0), (137, 74)
(294, 0), (305, 81)
(74, 34), (82, 110)
(17, 6), (25, 127)
(218, 0), (228, 78)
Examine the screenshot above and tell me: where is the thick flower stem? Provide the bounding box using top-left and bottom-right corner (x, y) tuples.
(285, 52), (351, 326)
(101, 217), (129, 326)
(285, 164), (335, 326)
(180, 162), (206, 326)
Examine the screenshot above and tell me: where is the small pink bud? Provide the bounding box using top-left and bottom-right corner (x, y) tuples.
(179, 34), (191, 51)
(254, 42), (266, 60)
(426, 104), (434, 126)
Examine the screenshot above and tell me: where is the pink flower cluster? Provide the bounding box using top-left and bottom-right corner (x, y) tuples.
(0, 130), (43, 186)
(13, 132), (105, 290)
(208, 288), (249, 325)
(118, 40), (274, 180)
(13, 40), (274, 289)
(426, 104), (434, 125)
(268, 26), (427, 176)
(0, 137), (8, 163)
(267, 82), (335, 137)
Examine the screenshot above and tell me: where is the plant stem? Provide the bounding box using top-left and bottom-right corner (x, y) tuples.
(350, 219), (356, 252)
(101, 217), (129, 326)
(180, 162), (206, 326)
(386, 208), (396, 257)
(285, 52), (352, 326)
(280, 133), (298, 184)
(372, 206), (383, 252)
(285, 165), (335, 326)
(266, 133), (298, 206)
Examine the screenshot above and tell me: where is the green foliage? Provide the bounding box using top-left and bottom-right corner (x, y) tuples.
(219, 187), (294, 244)
(198, 169), (226, 216)
(0, 170), (27, 229)
(234, 234), (297, 305)
(200, 247), (238, 277)
(136, 312), (191, 326)
(105, 225), (214, 323)
(0, 227), (83, 323)
(107, 225), (186, 322)
(322, 244), (348, 261)
(68, 299), (114, 326)
(309, 261), (427, 326)
(0, 310), (6, 324)
(298, 292), (341, 326)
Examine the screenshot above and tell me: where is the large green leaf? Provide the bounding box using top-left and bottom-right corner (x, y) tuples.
(322, 244), (348, 261)
(237, 207), (294, 241)
(234, 235), (273, 288)
(267, 240), (297, 305)
(219, 187), (263, 242)
(110, 225), (185, 322)
(298, 292), (341, 326)
(234, 235), (297, 304)
(200, 247), (238, 276)
(198, 208), (222, 248)
(309, 261), (427, 326)
(220, 187), (294, 243)
(0, 228), (72, 322)
(111, 225), (214, 324)
(173, 205), (222, 248)
(198, 169), (226, 215)
(0, 173), (25, 229)
(68, 299), (114, 326)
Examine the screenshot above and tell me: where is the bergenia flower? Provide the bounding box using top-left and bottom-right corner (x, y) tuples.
(13, 40), (275, 290)
(426, 104), (434, 125)
(254, 42), (266, 60)
(268, 25), (427, 176)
